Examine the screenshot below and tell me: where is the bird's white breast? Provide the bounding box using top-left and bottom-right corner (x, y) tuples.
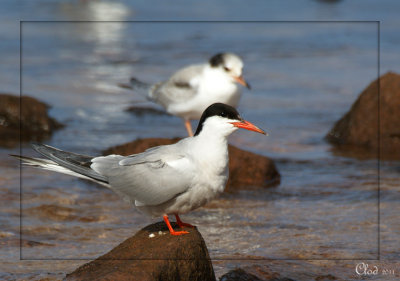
(136, 134), (230, 217)
(174, 135), (229, 209)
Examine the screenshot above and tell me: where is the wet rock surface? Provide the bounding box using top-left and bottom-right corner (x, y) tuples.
(125, 105), (170, 116)
(220, 265), (296, 281)
(103, 138), (280, 190)
(326, 72), (400, 159)
(0, 94), (63, 148)
(315, 274), (337, 281)
(65, 221), (215, 281)
(220, 268), (264, 281)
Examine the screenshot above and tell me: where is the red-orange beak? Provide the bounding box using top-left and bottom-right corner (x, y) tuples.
(231, 120), (267, 135)
(234, 75), (251, 89)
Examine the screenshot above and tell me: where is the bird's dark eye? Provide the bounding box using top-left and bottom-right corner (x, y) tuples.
(220, 111), (227, 117)
(223, 66), (230, 72)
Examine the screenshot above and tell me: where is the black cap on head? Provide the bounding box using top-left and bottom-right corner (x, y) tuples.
(194, 103), (242, 136)
(209, 53), (225, 67)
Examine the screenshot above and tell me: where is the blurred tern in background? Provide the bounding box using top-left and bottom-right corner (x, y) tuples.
(13, 103), (265, 236)
(120, 53), (251, 136)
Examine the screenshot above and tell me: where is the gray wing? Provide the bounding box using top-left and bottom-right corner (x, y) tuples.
(149, 64), (205, 107)
(91, 143), (194, 206)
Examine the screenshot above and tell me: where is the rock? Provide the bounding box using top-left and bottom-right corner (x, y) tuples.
(103, 138), (180, 156)
(326, 72), (400, 159)
(103, 138), (280, 191)
(315, 274), (337, 281)
(65, 221), (215, 281)
(226, 145), (280, 190)
(125, 105), (170, 116)
(220, 266), (296, 281)
(0, 94), (63, 148)
(220, 268), (263, 281)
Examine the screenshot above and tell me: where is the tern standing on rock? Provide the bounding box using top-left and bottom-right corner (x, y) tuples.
(121, 53), (251, 136)
(13, 103), (265, 236)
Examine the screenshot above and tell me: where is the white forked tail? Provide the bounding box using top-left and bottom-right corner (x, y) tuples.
(118, 76), (153, 100)
(10, 143), (110, 187)
(12, 155), (96, 181)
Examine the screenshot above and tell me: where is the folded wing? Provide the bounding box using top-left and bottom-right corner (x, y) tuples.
(91, 144), (194, 206)
(149, 64), (204, 107)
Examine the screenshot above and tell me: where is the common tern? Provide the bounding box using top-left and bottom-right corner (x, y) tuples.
(13, 103), (265, 236)
(121, 53), (250, 136)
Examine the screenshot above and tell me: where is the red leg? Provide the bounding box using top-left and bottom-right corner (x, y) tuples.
(163, 215), (189, 236)
(175, 214), (195, 228)
(184, 119), (194, 137)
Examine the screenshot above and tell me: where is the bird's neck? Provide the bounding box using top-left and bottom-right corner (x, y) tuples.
(203, 66), (231, 84)
(191, 130), (229, 171)
(196, 130), (229, 148)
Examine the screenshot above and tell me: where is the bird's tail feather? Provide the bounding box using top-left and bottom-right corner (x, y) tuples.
(118, 77), (153, 99)
(129, 77), (151, 90)
(10, 143), (109, 185)
(11, 154), (99, 182)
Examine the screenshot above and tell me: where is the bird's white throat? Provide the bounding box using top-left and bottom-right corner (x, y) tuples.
(190, 116), (237, 175)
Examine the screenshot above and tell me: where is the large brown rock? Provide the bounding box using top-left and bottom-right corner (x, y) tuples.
(103, 138), (280, 191)
(326, 72), (400, 159)
(0, 94), (63, 148)
(65, 221), (215, 281)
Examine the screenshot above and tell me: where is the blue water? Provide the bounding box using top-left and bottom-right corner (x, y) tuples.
(1, 1), (399, 280)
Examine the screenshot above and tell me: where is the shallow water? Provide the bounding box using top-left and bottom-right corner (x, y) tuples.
(1, 0), (400, 280)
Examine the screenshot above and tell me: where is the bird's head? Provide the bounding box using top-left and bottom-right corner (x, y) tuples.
(209, 53), (251, 89)
(194, 103), (266, 137)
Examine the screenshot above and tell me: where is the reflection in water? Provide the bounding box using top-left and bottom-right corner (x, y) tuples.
(59, 0), (131, 21)
(58, 0), (130, 49)
(58, 1), (132, 93)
